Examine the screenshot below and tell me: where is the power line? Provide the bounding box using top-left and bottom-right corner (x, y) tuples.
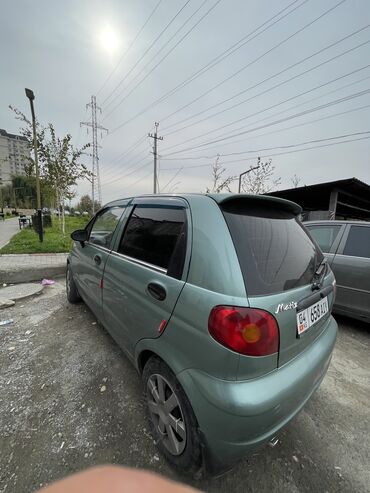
(162, 88), (370, 155)
(102, 161), (152, 187)
(161, 134), (370, 171)
(105, 167), (154, 200)
(121, 168), (154, 192)
(107, 0), (223, 128)
(158, 0), (347, 126)
(174, 76), (370, 154)
(102, 0), (192, 109)
(103, 134), (147, 169)
(96, 0), (163, 99)
(102, 149), (151, 179)
(105, 0), (209, 112)
(106, 0), (307, 131)
(102, 84), (370, 183)
(162, 25), (370, 135)
(162, 64), (370, 154)
(161, 102), (370, 160)
(161, 166), (184, 192)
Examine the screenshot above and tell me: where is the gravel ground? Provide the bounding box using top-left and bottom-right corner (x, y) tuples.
(0, 281), (369, 493)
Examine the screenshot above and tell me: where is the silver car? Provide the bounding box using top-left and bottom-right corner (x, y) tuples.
(305, 221), (370, 323)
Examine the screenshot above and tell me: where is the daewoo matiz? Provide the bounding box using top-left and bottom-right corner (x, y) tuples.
(67, 193), (337, 475)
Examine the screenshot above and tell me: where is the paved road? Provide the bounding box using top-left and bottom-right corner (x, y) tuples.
(0, 218), (19, 249)
(0, 282), (369, 493)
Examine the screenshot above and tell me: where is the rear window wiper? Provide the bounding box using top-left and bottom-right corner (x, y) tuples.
(311, 257), (327, 291)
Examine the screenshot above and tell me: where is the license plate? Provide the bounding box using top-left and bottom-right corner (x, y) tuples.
(296, 297), (329, 336)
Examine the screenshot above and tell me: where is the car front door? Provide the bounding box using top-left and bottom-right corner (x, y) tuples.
(72, 205), (125, 320)
(102, 197), (190, 356)
(331, 225), (370, 321)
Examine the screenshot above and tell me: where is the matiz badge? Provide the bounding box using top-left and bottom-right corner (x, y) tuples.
(275, 301), (298, 314)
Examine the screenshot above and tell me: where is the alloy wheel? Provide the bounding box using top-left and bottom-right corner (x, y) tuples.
(147, 374), (186, 456)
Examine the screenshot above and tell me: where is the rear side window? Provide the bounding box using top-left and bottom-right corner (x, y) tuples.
(118, 205), (187, 277)
(306, 224), (341, 253)
(343, 226), (370, 258)
(222, 202), (322, 296)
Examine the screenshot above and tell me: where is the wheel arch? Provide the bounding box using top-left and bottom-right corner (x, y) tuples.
(135, 339), (184, 377)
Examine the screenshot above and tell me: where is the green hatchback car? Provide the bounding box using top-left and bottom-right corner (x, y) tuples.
(67, 193), (337, 475)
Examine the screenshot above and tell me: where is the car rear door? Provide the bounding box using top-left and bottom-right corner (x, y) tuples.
(304, 223), (346, 264)
(331, 224), (370, 320)
(71, 205), (126, 320)
(220, 199), (335, 370)
(102, 197), (190, 356)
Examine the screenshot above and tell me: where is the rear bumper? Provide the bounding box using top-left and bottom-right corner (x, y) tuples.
(177, 315), (337, 472)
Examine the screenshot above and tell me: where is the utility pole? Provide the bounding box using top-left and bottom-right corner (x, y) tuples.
(148, 122), (163, 194)
(80, 96), (108, 213)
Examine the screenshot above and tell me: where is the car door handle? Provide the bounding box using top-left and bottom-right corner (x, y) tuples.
(147, 282), (166, 301)
(93, 254), (102, 265)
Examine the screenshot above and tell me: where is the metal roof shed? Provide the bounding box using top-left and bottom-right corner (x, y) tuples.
(267, 178), (370, 221)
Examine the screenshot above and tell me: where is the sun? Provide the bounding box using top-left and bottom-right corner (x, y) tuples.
(99, 26), (120, 55)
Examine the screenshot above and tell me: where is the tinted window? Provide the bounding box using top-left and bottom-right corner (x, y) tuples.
(343, 226), (370, 258)
(89, 207), (123, 248)
(306, 225), (341, 252)
(222, 203), (322, 296)
(119, 205), (186, 273)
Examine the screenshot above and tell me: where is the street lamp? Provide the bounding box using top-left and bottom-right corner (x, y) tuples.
(25, 88), (43, 242)
(238, 164), (260, 193)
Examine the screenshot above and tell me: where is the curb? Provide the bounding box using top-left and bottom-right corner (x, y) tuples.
(1, 265), (66, 284)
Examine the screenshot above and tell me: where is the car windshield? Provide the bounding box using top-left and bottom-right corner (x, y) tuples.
(222, 201), (323, 296)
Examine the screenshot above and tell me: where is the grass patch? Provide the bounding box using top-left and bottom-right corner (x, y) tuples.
(0, 216), (90, 254)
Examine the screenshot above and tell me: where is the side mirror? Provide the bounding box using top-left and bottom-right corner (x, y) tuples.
(71, 229), (88, 244)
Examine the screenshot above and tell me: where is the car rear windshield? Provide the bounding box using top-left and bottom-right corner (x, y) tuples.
(222, 200), (323, 296)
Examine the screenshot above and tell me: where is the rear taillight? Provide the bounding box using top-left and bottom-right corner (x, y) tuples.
(208, 306), (279, 356)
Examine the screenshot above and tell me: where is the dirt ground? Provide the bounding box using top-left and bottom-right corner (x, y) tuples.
(0, 281), (369, 493)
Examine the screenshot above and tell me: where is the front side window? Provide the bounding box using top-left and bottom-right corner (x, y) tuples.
(118, 205), (186, 275)
(306, 225), (342, 253)
(89, 207), (123, 248)
(343, 226), (370, 258)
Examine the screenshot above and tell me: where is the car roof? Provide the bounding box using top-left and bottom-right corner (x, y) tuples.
(305, 220), (370, 226)
(104, 193), (302, 215)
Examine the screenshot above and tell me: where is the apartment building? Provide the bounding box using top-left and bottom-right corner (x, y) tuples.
(0, 128), (30, 186)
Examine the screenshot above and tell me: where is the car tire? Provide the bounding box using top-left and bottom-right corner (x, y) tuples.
(143, 357), (203, 477)
(66, 264), (81, 303)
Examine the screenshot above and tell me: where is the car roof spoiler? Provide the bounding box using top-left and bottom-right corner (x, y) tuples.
(207, 193), (302, 216)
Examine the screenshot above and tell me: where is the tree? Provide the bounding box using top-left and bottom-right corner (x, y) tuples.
(291, 174), (301, 188)
(240, 157), (281, 194)
(206, 155), (236, 193)
(38, 124), (92, 233)
(9, 106), (92, 234)
(76, 195), (100, 215)
(9, 105), (46, 176)
(0, 175), (54, 210)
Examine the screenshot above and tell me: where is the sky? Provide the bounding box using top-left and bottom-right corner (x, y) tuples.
(1, 0), (369, 204)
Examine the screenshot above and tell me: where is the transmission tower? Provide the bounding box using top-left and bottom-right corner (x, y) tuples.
(80, 96), (108, 212)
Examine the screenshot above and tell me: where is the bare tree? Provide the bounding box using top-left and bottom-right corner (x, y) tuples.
(206, 155), (236, 193)
(291, 174), (301, 188)
(241, 158), (281, 194)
